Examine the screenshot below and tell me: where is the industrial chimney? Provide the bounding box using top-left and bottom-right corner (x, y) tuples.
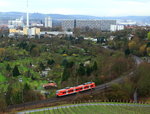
(26, 0), (29, 28)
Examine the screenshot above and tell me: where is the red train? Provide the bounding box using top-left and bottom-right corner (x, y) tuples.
(56, 82), (96, 97)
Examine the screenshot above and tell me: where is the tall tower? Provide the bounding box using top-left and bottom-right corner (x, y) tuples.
(26, 0), (29, 28)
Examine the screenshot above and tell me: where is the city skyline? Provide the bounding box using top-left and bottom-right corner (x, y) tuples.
(0, 0), (150, 16)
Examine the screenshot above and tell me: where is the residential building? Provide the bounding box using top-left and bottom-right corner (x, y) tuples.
(61, 19), (117, 31)
(61, 19), (75, 31)
(110, 25), (125, 31)
(45, 17), (52, 28)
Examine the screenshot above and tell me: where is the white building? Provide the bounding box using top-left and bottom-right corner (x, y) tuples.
(31, 23), (44, 27)
(117, 20), (137, 26)
(45, 17), (52, 28)
(110, 25), (125, 32)
(8, 17), (24, 28)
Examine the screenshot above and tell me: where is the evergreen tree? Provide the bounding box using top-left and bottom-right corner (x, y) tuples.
(47, 59), (55, 65)
(39, 62), (45, 71)
(12, 65), (20, 77)
(6, 64), (11, 72)
(77, 63), (85, 76)
(62, 59), (68, 67)
(86, 66), (92, 76)
(92, 61), (98, 71)
(68, 61), (74, 68)
(23, 83), (31, 92)
(62, 68), (70, 82)
(26, 70), (32, 77)
(125, 48), (130, 56)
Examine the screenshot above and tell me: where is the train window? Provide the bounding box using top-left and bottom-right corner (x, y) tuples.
(76, 89), (80, 91)
(84, 86), (89, 89)
(62, 92), (66, 94)
(68, 90), (73, 92)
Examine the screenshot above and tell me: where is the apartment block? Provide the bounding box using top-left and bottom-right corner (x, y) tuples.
(61, 19), (116, 31)
(45, 17), (52, 28)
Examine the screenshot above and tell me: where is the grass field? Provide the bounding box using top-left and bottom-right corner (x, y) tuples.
(0, 73), (6, 82)
(25, 103), (150, 114)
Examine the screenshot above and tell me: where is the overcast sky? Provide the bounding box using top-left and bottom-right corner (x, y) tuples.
(0, 0), (150, 16)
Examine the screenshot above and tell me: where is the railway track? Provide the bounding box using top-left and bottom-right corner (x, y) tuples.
(7, 56), (143, 111)
(7, 71), (135, 111)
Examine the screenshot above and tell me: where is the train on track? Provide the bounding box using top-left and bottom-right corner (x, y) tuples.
(56, 82), (96, 97)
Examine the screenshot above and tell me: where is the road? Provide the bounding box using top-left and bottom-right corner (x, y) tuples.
(133, 55), (144, 65)
(8, 55), (143, 111)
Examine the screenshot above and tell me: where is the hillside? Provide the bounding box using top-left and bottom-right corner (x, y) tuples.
(18, 103), (150, 114)
(0, 12), (150, 24)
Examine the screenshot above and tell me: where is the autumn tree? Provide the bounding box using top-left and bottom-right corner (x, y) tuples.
(22, 83), (44, 102)
(139, 44), (147, 56)
(6, 83), (23, 105)
(30, 47), (40, 57)
(128, 41), (137, 51)
(0, 48), (6, 62)
(146, 47), (150, 56)
(133, 63), (150, 97)
(147, 32), (150, 40)
(0, 93), (7, 112)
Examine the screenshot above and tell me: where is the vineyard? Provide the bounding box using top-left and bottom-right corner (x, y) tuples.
(20, 103), (150, 114)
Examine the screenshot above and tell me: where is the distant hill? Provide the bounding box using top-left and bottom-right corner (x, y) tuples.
(0, 12), (150, 24)
(0, 12), (102, 20)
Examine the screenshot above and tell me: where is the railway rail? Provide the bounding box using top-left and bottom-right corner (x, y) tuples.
(7, 56), (143, 111)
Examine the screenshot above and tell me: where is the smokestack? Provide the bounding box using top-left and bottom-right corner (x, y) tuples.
(26, 0), (29, 28)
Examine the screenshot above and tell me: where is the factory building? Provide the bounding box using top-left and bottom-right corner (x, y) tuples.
(23, 27), (41, 36)
(9, 28), (23, 34)
(8, 17), (24, 28)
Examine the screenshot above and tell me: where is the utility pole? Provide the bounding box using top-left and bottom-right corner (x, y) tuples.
(133, 88), (138, 103)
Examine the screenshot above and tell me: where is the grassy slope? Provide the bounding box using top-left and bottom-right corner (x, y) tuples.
(0, 73), (6, 82)
(28, 104), (150, 114)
